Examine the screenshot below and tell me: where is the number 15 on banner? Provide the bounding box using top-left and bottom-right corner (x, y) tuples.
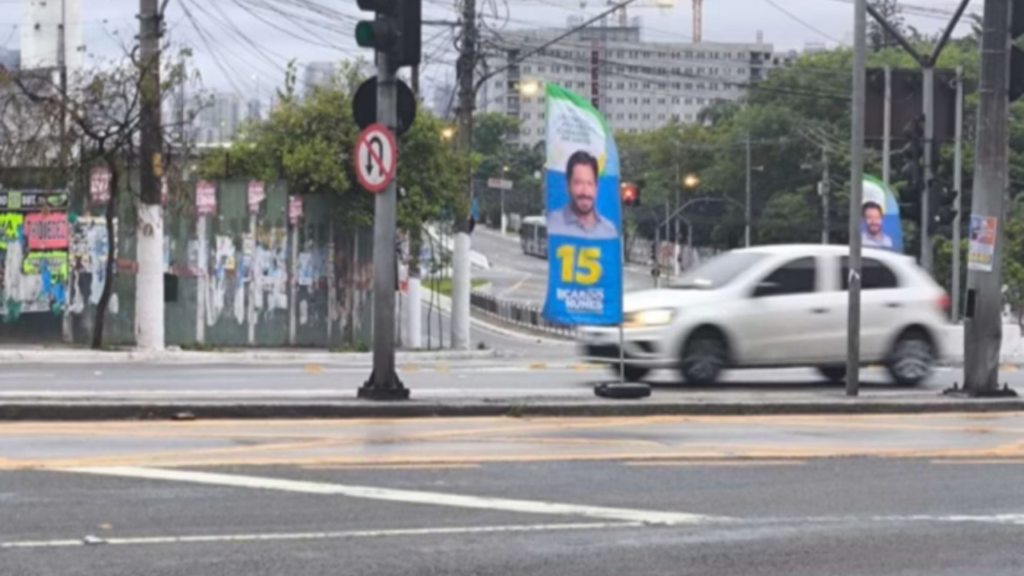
(556, 246), (602, 285)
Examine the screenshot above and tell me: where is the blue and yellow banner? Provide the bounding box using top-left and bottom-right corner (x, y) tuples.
(542, 85), (623, 326)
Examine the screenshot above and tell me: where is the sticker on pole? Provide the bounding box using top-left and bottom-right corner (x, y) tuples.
(968, 215), (998, 272)
(354, 123), (398, 193)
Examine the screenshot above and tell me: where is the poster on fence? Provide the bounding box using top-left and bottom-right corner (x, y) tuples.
(541, 84), (623, 326)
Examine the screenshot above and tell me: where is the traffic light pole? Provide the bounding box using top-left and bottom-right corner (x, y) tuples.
(952, 66), (963, 322)
(921, 66), (935, 272)
(359, 51), (408, 400)
(846, 0), (867, 398)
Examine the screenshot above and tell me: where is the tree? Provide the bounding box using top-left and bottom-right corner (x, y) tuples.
(2, 49), (196, 348)
(868, 0), (907, 53)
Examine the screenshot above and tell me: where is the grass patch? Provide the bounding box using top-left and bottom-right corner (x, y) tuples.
(429, 278), (486, 297)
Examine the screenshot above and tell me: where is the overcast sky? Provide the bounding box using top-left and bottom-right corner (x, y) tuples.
(0, 0), (985, 103)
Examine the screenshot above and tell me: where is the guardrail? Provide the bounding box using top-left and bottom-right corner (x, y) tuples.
(470, 292), (576, 339)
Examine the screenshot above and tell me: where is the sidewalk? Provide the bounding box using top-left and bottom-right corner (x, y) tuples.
(2, 385), (1021, 421)
(0, 346), (500, 365)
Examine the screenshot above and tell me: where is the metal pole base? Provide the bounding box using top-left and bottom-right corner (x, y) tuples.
(358, 371), (410, 401)
(942, 383), (1019, 398)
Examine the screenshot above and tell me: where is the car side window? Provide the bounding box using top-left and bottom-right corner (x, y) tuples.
(754, 257), (817, 297)
(840, 257), (898, 290)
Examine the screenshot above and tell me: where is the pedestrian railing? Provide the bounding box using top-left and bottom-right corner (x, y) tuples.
(470, 291), (576, 339)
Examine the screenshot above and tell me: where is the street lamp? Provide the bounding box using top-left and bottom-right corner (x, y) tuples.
(441, 126), (455, 140)
(519, 80), (541, 96)
(683, 172), (700, 190)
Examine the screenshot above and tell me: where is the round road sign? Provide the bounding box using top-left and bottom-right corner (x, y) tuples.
(354, 123), (398, 193)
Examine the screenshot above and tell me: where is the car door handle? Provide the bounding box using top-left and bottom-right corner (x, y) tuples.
(885, 302), (903, 309)
(810, 307), (828, 314)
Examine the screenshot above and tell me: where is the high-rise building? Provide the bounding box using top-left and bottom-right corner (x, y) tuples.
(0, 47), (20, 70)
(431, 82), (456, 120)
(20, 0), (83, 73)
(303, 62), (338, 96)
(195, 93), (242, 145)
(247, 98), (263, 122)
(480, 22), (791, 146)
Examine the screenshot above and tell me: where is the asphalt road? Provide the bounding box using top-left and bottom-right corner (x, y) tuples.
(0, 361), (1003, 400)
(472, 227), (652, 304)
(3, 413), (1024, 575)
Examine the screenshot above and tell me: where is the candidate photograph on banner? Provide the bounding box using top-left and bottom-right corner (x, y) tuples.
(861, 175), (903, 253)
(542, 84), (623, 326)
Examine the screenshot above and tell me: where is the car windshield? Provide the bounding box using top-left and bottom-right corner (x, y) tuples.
(670, 251), (767, 289)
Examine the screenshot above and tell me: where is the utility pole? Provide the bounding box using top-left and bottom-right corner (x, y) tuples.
(963, 0), (1012, 396)
(846, 0), (867, 397)
(921, 66), (935, 272)
(952, 66), (963, 322)
(137, 0), (165, 351)
(820, 145), (830, 244)
(883, 65), (892, 188)
(744, 132), (752, 247)
(450, 0), (477, 350)
(58, 0), (73, 343)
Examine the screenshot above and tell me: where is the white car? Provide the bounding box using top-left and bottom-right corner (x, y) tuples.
(578, 244), (950, 386)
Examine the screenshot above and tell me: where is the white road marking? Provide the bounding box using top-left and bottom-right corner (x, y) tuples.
(63, 467), (717, 526)
(0, 373), (56, 380)
(0, 521), (643, 549)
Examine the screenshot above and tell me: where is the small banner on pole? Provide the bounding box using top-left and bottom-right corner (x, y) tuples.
(90, 167), (111, 205)
(288, 195), (304, 225)
(196, 181), (217, 216)
(248, 181), (266, 214)
(861, 175), (903, 252)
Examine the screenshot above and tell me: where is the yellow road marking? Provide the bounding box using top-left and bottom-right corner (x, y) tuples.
(300, 463), (480, 470)
(435, 364), (450, 373)
(304, 365), (324, 374)
(401, 365), (421, 373)
(529, 363), (547, 370)
(625, 460), (805, 467)
(1001, 364), (1019, 373)
(931, 459), (1024, 465)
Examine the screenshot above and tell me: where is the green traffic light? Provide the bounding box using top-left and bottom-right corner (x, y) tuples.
(356, 21), (375, 47)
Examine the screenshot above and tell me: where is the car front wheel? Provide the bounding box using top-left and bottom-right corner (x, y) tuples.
(887, 331), (935, 387)
(680, 330), (728, 385)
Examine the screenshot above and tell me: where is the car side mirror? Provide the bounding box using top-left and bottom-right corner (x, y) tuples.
(754, 281), (781, 298)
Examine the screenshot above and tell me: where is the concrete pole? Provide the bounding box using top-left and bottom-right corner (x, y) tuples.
(744, 132), (752, 247)
(952, 66), (963, 322)
(921, 66), (935, 272)
(288, 220), (298, 345)
(964, 0), (1011, 395)
(450, 0), (478, 351)
(195, 216), (207, 345)
(821, 145), (830, 244)
(846, 0), (868, 397)
(136, 0), (165, 351)
(883, 66), (892, 188)
(247, 212), (256, 346)
(359, 50), (408, 399)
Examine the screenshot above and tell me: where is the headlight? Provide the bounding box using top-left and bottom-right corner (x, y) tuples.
(625, 308), (675, 327)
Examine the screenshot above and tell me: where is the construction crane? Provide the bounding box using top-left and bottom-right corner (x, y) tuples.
(693, 0), (702, 42)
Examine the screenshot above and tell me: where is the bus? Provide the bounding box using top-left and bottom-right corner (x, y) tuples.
(519, 216), (548, 258)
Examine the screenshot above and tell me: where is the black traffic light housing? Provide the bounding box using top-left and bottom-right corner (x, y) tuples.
(1012, 0), (1024, 101)
(356, 0), (421, 69)
(898, 115), (925, 222)
(930, 182), (958, 227)
(621, 181), (639, 206)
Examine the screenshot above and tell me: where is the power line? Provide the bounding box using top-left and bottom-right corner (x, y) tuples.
(760, 0), (843, 44)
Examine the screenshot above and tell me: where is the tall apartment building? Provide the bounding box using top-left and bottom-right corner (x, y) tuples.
(0, 48), (19, 70)
(303, 62), (338, 96)
(195, 92), (242, 145)
(20, 0), (83, 73)
(480, 21), (794, 146)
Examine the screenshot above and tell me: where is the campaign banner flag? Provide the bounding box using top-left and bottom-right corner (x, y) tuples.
(542, 85), (623, 326)
(862, 175), (903, 253)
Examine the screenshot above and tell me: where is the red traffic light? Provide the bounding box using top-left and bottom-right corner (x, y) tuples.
(621, 182), (639, 205)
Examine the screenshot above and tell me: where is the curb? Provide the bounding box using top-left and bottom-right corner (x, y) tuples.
(0, 349), (501, 365)
(3, 397), (1023, 421)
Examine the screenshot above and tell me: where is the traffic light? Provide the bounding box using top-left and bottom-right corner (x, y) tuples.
(355, 0), (421, 69)
(1012, 0), (1024, 101)
(930, 182), (958, 227)
(898, 115), (925, 222)
(621, 181), (640, 206)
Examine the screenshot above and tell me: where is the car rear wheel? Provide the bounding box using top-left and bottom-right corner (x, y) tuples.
(887, 331), (935, 387)
(818, 366), (846, 383)
(609, 364), (650, 382)
(680, 330), (728, 385)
